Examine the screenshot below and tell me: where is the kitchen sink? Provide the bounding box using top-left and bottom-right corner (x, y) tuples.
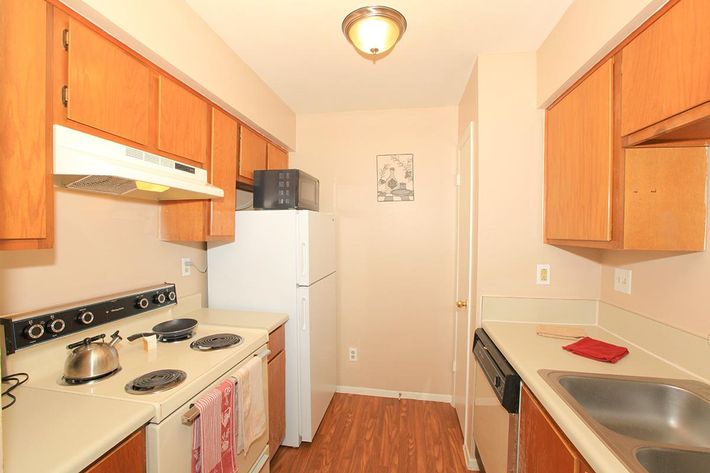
(557, 374), (710, 448)
(540, 370), (710, 473)
(636, 447), (710, 473)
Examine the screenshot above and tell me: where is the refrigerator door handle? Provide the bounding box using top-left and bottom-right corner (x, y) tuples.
(301, 242), (307, 278)
(301, 296), (308, 331)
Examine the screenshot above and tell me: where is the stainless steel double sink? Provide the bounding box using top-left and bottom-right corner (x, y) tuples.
(540, 370), (710, 473)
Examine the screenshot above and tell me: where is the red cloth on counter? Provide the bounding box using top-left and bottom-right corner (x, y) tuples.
(562, 337), (629, 363)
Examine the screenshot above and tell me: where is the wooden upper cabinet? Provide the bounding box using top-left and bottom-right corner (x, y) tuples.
(545, 59), (614, 242)
(520, 385), (589, 473)
(66, 18), (151, 145)
(208, 108), (238, 238)
(0, 0), (53, 250)
(621, 0), (710, 136)
(160, 107), (237, 242)
(238, 125), (267, 182)
(157, 76), (210, 165)
(624, 147), (707, 250)
(267, 142), (289, 170)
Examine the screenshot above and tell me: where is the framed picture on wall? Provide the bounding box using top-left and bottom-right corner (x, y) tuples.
(376, 154), (414, 202)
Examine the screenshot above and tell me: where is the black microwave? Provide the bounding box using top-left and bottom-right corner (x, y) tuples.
(253, 169), (319, 211)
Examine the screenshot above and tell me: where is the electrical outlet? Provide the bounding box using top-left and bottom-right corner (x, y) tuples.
(536, 264), (551, 285)
(614, 268), (632, 294)
(181, 257), (192, 277)
(348, 347), (358, 362)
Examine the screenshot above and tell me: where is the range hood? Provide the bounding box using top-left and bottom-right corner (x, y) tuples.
(53, 125), (224, 201)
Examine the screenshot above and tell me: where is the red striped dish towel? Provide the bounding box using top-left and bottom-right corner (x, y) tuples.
(192, 378), (238, 473)
(235, 356), (266, 455)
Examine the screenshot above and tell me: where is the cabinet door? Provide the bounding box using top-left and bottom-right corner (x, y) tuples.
(268, 350), (286, 458)
(0, 0), (52, 249)
(621, 0), (710, 136)
(83, 428), (145, 473)
(239, 125), (267, 182)
(519, 385), (578, 473)
(209, 108), (238, 238)
(267, 142), (289, 170)
(157, 75), (210, 164)
(545, 59), (614, 242)
(67, 18), (151, 146)
(160, 107), (237, 242)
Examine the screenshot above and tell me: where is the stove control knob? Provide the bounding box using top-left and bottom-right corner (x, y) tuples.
(167, 291), (176, 302)
(154, 293), (167, 304)
(136, 297), (150, 309)
(24, 323), (45, 340)
(47, 318), (66, 334)
(78, 311), (95, 325)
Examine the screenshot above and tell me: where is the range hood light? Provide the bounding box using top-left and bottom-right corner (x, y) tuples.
(135, 181), (170, 193)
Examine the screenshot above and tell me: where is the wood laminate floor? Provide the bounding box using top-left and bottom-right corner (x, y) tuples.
(270, 393), (475, 473)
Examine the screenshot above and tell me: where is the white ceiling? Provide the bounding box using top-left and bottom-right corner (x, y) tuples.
(185, 0), (573, 114)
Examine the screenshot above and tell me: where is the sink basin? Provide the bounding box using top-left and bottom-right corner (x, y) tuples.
(636, 447), (710, 473)
(541, 370), (710, 473)
(558, 375), (710, 448)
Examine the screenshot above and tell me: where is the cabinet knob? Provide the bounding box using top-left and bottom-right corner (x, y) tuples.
(456, 300), (468, 308)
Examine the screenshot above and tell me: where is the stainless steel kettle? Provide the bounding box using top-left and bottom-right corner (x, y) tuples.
(63, 331), (122, 382)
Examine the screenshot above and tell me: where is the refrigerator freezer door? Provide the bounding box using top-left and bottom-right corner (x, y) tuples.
(297, 211), (336, 286)
(297, 273), (337, 441)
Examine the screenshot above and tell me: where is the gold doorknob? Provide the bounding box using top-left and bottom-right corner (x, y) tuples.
(456, 300), (468, 308)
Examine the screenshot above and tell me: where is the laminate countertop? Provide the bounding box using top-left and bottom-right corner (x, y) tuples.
(481, 321), (698, 473)
(186, 308), (288, 333)
(2, 386), (153, 473)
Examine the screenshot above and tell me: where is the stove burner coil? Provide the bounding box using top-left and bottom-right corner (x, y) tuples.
(124, 369), (187, 394)
(190, 333), (243, 351)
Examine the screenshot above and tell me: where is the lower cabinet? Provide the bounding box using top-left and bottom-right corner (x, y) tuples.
(519, 385), (595, 473)
(83, 427), (146, 473)
(267, 325), (286, 460)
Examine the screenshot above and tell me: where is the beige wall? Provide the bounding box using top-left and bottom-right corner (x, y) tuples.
(476, 52), (602, 304)
(537, 0), (667, 107)
(61, 0), (296, 149)
(291, 106), (458, 395)
(0, 190), (206, 315)
(600, 250), (710, 337)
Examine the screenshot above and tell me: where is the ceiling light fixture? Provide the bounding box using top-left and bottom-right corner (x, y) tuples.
(342, 5), (407, 63)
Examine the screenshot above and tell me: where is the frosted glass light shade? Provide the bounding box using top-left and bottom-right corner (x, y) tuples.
(342, 6), (407, 61)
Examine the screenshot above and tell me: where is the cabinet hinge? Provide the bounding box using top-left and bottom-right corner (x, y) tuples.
(62, 29), (69, 51)
(61, 86), (69, 107)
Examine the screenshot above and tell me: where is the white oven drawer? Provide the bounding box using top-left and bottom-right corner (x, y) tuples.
(146, 343), (270, 473)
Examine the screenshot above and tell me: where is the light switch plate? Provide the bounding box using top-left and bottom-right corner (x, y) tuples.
(536, 264), (551, 285)
(614, 268), (632, 294)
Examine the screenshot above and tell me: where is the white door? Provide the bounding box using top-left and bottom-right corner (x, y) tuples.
(298, 273), (337, 441)
(453, 122), (474, 438)
(297, 211), (336, 286)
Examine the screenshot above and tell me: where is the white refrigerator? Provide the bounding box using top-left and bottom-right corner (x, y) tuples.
(207, 209), (336, 447)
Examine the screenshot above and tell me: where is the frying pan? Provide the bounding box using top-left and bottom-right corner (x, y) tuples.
(127, 318), (198, 342)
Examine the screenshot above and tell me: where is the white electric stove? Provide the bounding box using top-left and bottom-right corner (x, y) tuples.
(2, 284), (270, 473)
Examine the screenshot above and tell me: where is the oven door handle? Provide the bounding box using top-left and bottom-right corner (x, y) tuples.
(181, 348), (270, 426)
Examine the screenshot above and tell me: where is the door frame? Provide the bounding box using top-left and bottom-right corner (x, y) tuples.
(452, 121), (475, 449)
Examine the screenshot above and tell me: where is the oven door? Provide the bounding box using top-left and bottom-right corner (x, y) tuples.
(146, 345), (270, 473)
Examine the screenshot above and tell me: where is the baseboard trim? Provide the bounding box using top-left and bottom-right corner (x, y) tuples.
(463, 442), (479, 471)
(336, 385), (453, 403)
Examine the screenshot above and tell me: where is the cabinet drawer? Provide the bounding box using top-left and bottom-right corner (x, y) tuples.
(268, 325), (285, 361)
